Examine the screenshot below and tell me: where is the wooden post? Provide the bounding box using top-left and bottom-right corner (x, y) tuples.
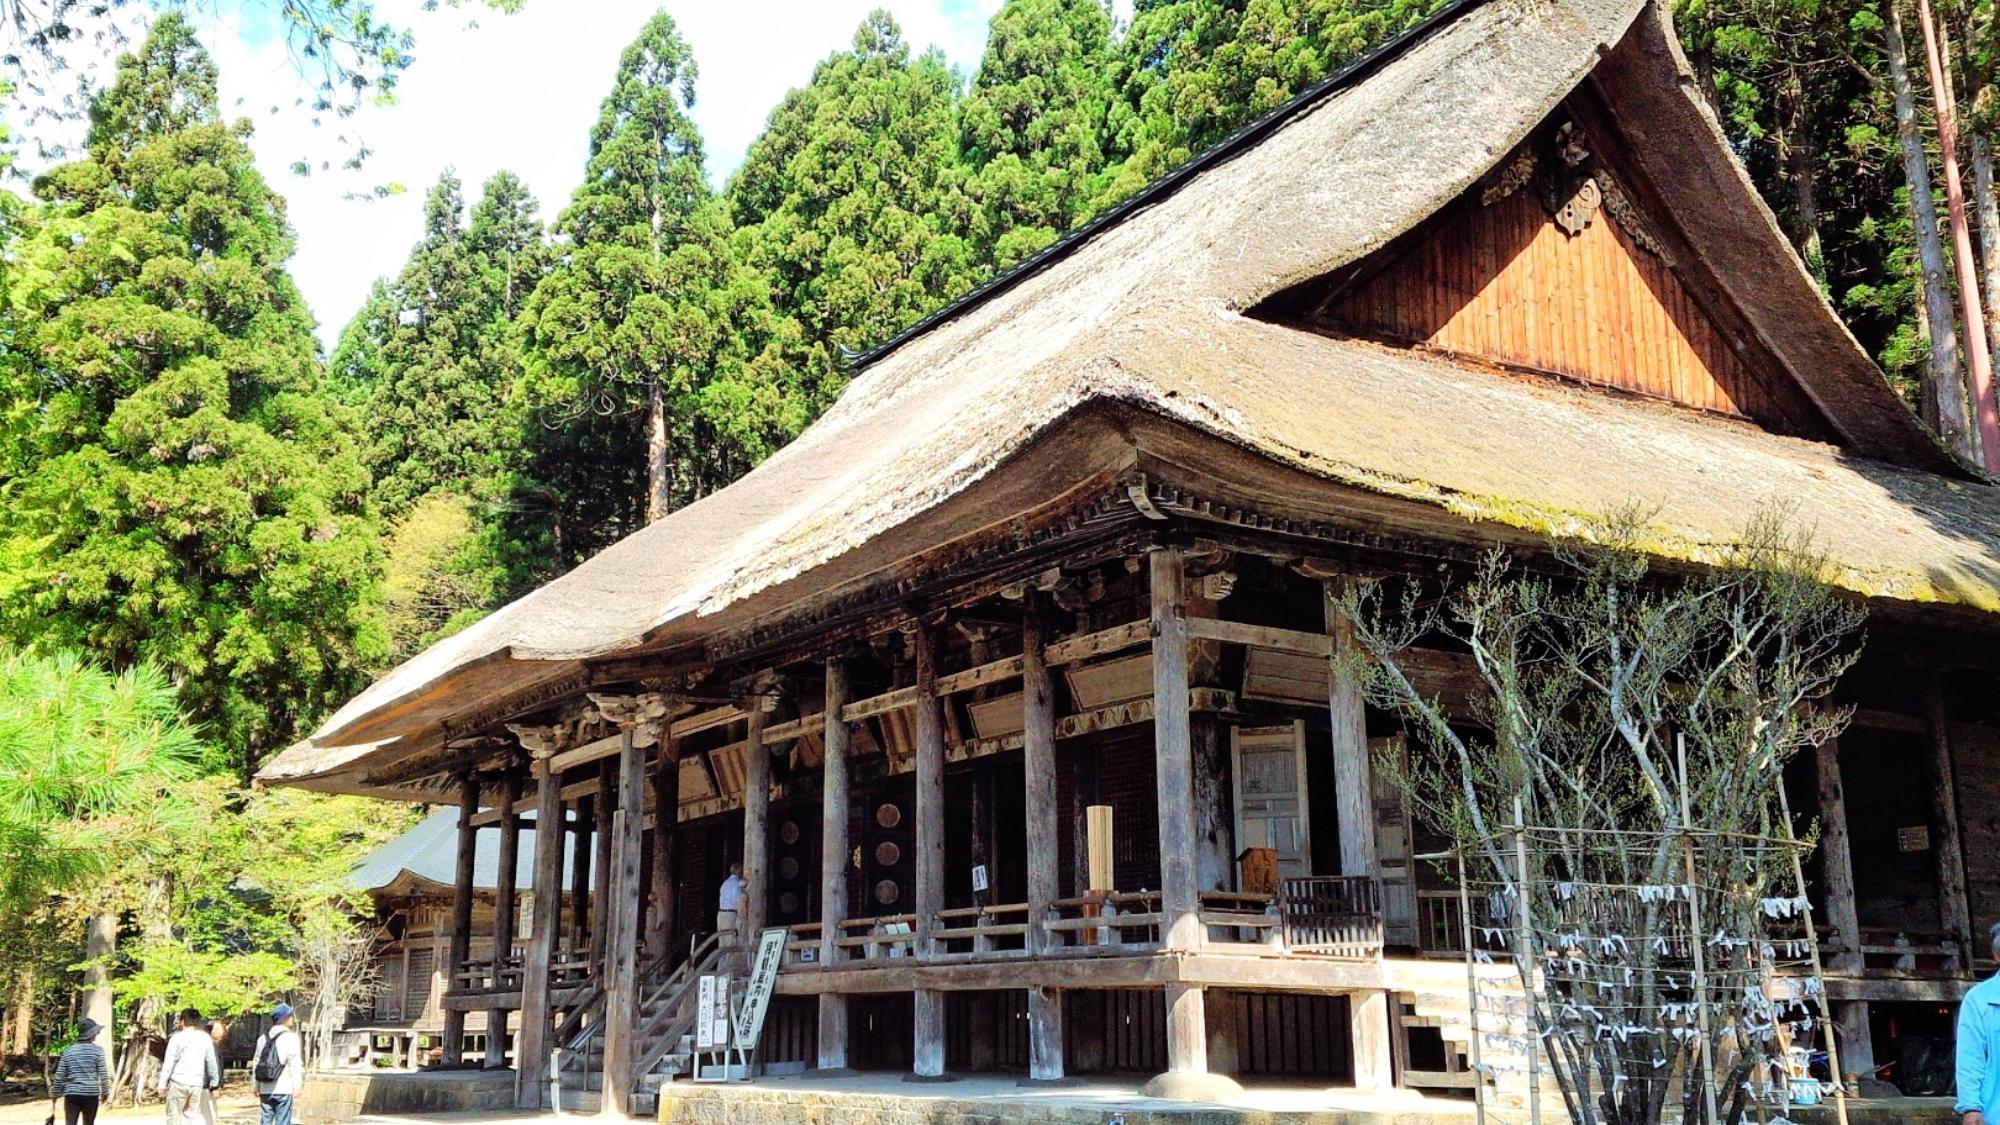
(1021, 594), (1066, 1079)
(601, 730), (645, 1115)
(1152, 547), (1208, 1080)
(1925, 677), (1973, 960)
(568, 791), (593, 956)
(742, 685), (772, 944)
(1816, 737), (1875, 1074)
(442, 773), (480, 1067)
(817, 658), (851, 1071)
(912, 624), (949, 1079)
(590, 759), (615, 974)
(516, 755), (564, 1108)
(1151, 547), (1201, 953)
(1324, 579), (1378, 878)
(485, 771), (522, 1069)
(1350, 991), (1393, 1089)
(649, 729), (679, 957)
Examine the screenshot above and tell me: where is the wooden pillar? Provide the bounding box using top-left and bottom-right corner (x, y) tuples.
(1068, 744), (1098, 898)
(742, 687), (773, 944)
(649, 730), (679, 957)
(601, 730), (645, 1115)
(516, 755), (564, 1108)
(1350, 991), (1393, 1088)
(911, 625), (949, 1078)
(1925, 677), (1973, 959)
(1022, 594), (1066, 1079)
(568, 792), (593, 955)
(1151, 547), (1201, 953)
(485, 772), (523, 1069)
(817, 658), (852, 1071)
(1816, 736), (1875, 1074)
(1152, 548), (1208, 1080)
(590, 760), (615, 973)
(441, 773), (480, 1066)
(1324, 579), (1377, 878)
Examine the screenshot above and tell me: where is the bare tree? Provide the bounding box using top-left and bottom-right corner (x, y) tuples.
(295, 913), (376, 1069)
(1343, 514), (1863, 1125)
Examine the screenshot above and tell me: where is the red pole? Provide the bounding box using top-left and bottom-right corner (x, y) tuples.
(1916, 0), (2000, 470)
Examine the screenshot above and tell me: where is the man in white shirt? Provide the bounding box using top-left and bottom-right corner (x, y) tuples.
(717, 863), (745, 941)
(158, 1008), (218, 1125)
(253, 1004), (303, 1125)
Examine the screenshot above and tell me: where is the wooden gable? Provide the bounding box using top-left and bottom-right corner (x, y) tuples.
(1283, 107), (1834, 440)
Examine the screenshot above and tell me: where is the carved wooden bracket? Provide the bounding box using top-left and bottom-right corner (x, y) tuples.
(507, 722), (571, 759)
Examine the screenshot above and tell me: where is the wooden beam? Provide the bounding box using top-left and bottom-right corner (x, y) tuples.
(1816, 736), (1874, 1073)
(647, 727), (680, 955)
(600, 731), (644, 1114)
(1325, 578), (1378, 878)
(817, 658), (851, 1070)
(589, 760), (614, 971)
(913, 628), (945, 962)
(568, 792), (594, 953)
(1020, 595), (1065, 1083)
(741, 689), (772, 942)
(1150, 548), (1201, 954)
(1163, 981), (1207, 1075)
(441, 774), (479, 1065)
(483, 771), (522, 1070)
(1351, 990), (1393, 1089)
(1926, 678), (1973, 959)
(514, 757), (564, 1108)
(1184, 617), (1331, 657)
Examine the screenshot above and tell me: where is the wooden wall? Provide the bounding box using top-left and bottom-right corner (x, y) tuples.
(1951, 721), (2000, 942)
(1324, 170), (1822, 434)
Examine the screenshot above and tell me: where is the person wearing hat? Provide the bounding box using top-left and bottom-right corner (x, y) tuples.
(49, 1017), (110, 1125)
(251, 1004), (302, 1125)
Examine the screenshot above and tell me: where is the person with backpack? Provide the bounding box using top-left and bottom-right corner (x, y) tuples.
(48, 1017), (110, 1125)
(251, 1004), (302, 1125)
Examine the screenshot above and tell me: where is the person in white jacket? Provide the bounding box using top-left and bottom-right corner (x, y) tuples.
(159, 1009), (219, 1125)
(251, 1005), (303, 1125)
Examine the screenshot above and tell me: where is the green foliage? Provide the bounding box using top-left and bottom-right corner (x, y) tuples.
(518, 10), (790, 557)
(0, 15), (385, 775)
(379, 491), (505, 662)
(0, 649), (201, 917)
(728, 11), (976, 413)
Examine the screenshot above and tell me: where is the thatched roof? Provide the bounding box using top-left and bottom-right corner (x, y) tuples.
(262, 0), (2000, 795)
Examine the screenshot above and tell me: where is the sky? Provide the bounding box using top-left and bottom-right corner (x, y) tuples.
(26, 0), (1086, 347)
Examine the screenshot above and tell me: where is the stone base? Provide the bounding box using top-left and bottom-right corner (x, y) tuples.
(295, 1068), (516, 1124)
(1138, 1070), (1247, 1103)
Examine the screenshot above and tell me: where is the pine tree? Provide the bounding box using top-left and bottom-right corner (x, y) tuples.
(521, 11), (787, 531)
(0, 15), (384, 776)
(961, 0), (1117, 268)
(729, 10), (976, 412)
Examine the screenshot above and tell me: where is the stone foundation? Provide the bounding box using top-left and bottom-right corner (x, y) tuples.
(295, 1068), (516, 1123)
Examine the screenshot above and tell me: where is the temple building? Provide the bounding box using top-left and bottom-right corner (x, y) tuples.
(261, 0), (2000, 1114)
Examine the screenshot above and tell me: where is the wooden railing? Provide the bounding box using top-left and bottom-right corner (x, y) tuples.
(1044, 892), (1162, 950)
(1819, 927), (1967, 974)
(832, 914), (920, 960)
(1278, 876), (1383, 959)
(1201, 890), (1282, 946)
(934, 904), (1030, 955)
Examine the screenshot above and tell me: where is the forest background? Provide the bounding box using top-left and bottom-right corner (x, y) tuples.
(0, 0), (1992, 1096)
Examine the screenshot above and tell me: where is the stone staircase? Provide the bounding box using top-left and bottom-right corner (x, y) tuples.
(1386, 957), (1564, 1111)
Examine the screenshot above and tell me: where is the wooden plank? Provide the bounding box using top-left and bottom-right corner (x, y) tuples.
(589, 759), (614, 971)
(1023, 594), (1060, 960)
(1046, 620), (1153, 666)
(818, 658), (851, 1070)
(1350, 989), (1392, 1089)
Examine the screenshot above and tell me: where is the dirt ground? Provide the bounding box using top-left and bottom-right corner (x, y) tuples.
(0, 1089), (263, 1125)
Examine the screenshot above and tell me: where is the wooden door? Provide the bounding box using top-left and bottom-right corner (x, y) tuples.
(1233, 722), (1312, 880)
(1372, 735), (1416, 944)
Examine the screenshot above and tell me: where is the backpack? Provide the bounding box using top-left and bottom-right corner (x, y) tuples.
(253, 1029), (286, 1084)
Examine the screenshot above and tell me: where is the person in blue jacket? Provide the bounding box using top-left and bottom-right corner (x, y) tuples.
(1957, 922), (2000, 1122)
